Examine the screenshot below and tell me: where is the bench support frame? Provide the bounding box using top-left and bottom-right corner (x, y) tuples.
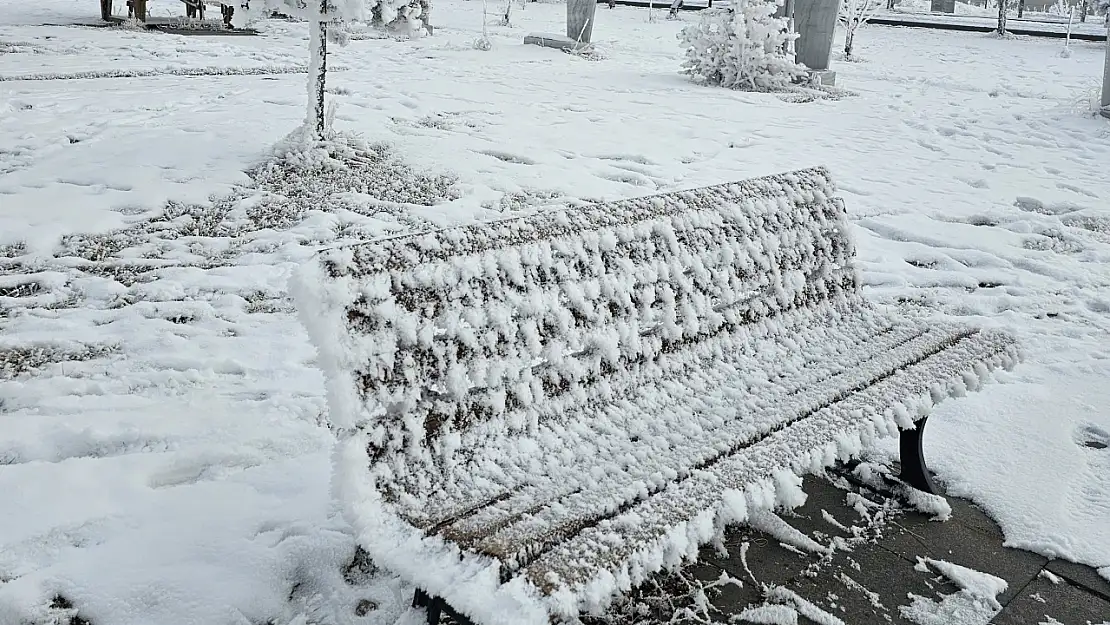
(408, 420), (940, 625)
(899, 416), (938, 494)
(414, 589), (476, 625)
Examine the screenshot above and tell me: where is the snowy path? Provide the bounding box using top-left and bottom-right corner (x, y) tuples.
(2, 1), (1109, 623)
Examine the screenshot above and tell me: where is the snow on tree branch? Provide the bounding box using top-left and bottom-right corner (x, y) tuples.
(232, 0), (362, 25)
(838, 0), (882, 61)
(231, 0), (429, 33)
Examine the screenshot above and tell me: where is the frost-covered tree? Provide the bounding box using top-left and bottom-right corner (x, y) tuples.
(233, 0), (429, 139)
(996, 0), (1008, 35)
(678, 0), (805, 91)
(838, 0), (881, 60)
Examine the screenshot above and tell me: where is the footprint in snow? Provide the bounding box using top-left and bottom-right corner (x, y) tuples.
(914, 138), (945, 154)
(1066, 425), (1110, 526)
(1074, 425), (1109, 450)
(597, 169), (657, 188)
(1062, 215), (1110, 236)
(478, 150), (536, 165)
(957, 177), (989, 189)
(1013, 197), (1082, 216)
(598, 154), (654, 166)
(1056, 183), (1099, 199)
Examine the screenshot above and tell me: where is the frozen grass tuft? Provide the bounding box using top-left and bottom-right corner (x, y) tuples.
(255, 134), (460, 209)
(0, 343), (117, 380)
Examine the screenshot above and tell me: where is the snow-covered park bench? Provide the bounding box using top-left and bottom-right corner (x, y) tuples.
(293, 167), (1021, 625)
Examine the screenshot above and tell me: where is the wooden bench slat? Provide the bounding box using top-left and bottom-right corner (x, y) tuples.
(324, 170), (853, 495)
(423, 305), (921, 538)
(522, 328), (1018, 601)
(461, 318), (981, 571)
(343, 221), (851, 439)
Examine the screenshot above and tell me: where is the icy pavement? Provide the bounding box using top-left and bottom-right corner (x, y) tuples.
(587, 468), (1110, 625)
(1, 0), (1109, 623)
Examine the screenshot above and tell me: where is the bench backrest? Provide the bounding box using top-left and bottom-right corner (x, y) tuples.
(296, 167), (859, 499)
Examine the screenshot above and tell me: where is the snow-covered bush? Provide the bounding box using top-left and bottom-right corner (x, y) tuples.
(838, 0), (882, 60)
(234, 0), (429, 32)
(369, 0), (430, 32)
(679, 0), (805, 91)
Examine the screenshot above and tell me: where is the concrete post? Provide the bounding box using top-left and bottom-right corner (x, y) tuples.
(1102, 23), (1110, 117)
(567, 0), (598, 43)
(794, 0), (839, 73)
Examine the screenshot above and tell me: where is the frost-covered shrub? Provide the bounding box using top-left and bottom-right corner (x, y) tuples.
(678, 0), (804, 91)
(234, 0), (429, 35)
(370, 0), (430, 33)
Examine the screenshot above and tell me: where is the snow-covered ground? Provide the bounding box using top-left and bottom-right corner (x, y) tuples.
(1, 1), (1109, 623)
(878, 7), (1108, 39)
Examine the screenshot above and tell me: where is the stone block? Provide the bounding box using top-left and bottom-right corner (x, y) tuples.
(992, 574), (1110, 625)
(789, 542), (960, 625)
(524, 32), (583, 50)
(807, 69), (836, 86)
(875, 500), (1047, 606)
(1045, 559), (1110, 600)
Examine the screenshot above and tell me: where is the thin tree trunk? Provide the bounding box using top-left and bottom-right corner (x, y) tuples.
(845, 27), (855, 59)
(1081, 0), (1087, 22)
(308, 0), (328, 139)
(1017, 0), (1023, 18)
(997, 0), (1007, 34)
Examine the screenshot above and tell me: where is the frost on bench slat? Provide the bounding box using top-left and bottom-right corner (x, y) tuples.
(460, 320), (979, 570)
(303, 167), (854, 510)
(523, 328), (1019, 612)
(431, 307), (921, 542)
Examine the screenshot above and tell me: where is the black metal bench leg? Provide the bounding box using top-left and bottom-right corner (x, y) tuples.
(900, 416), (938, 494)
(412, 589), (443, 624)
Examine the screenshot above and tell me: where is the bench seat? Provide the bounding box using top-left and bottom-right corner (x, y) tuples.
(294, 167), (1020, 624)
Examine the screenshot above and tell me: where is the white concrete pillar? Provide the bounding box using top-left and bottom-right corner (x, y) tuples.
(794, 0), (839, 71)
(567, 0), (597, 43)
(1102, 22), (1110, 116)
